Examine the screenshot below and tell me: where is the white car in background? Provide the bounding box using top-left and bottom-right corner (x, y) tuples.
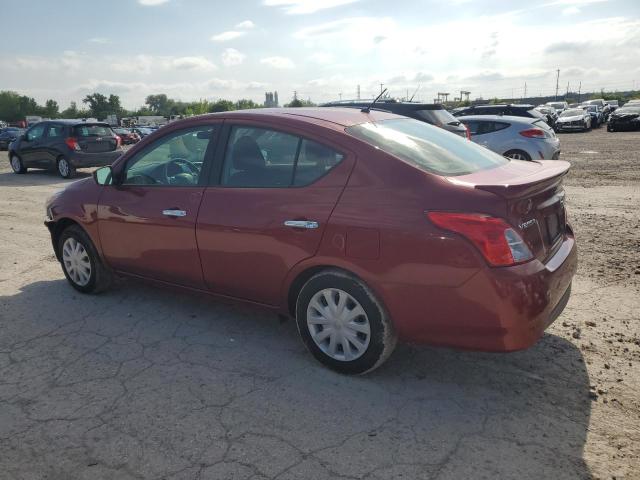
(555, 108), (592, 132)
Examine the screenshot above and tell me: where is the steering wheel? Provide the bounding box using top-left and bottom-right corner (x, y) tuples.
(163, 158), (199, 183)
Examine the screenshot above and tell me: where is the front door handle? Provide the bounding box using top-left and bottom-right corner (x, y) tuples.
(284, 220), (319, 229)
(162, 209), (187, 217)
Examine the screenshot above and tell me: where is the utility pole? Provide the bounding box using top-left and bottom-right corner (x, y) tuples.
(524, 82), (527, 100)
(380, 83), (384, 95)
(566, 81), (569, 99)
(293, 90), (298, 101)
(555, 69), (560, 101)
(578, 81), (582, 103)
(357, 85), (360, 100)
(339, 92), (342, 101)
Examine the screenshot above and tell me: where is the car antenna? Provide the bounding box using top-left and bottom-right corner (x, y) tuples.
(409, 85), (420, 102)
(361, 88), (388, 113)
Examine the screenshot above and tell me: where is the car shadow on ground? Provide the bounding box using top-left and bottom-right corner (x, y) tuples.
(0, 168), (92, 187)
(0, 278), (591, 479)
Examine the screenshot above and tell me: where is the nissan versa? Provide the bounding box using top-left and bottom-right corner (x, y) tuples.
(44, 108), (577, 374)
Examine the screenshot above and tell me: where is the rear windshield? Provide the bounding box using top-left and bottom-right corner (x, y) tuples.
(547, 103), (565, 109)
(346, 118), (508, 176)
(73, 124), (113, 137)
(616, 107), (640, 114)
(415, 109), (460, 126)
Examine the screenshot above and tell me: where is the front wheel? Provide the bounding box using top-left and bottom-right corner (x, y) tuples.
(10, 155), (27, 174)
(295, 270), (397, 374)
(57, 157), (76, 179)
(58, 225), (113, 293)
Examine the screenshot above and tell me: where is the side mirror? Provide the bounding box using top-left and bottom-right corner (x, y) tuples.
(93, 166), (113, 186)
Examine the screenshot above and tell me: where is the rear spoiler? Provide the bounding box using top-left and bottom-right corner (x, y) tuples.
(447, 161), (570, 200)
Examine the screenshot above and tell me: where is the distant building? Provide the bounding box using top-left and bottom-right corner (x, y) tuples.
(264, 91), (279, 108)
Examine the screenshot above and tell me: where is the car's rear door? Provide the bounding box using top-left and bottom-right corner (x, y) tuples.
(97, 121), (220, 289)
(196, 120), (355, 306)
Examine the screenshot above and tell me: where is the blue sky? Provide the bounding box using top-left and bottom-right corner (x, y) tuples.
(1, 0), (639, 109)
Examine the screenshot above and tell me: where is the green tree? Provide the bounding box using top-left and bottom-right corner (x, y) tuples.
(42, 99), (59, 118)
(208, 100), (235, 113)
(235, 99), (260, 110)
(60, 102), (79, 118)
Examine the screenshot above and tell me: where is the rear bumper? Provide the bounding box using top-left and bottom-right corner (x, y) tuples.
(68, 150), (122, 168)
(382, 231), (578, 351)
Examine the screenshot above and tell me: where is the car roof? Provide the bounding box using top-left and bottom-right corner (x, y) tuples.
(321, 101), (446, 111)
(199, 107), (402, 127)
(47, 119), (111, 126)
(457, 115), (538, 124)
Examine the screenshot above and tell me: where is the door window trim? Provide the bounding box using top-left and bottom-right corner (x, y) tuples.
(209, 121), (347, 189)
(117, 122), (221, 188)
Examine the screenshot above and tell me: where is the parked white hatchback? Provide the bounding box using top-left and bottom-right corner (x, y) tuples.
(459, 115), (561, 161)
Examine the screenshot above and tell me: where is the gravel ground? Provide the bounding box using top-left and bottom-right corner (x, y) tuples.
(0, 127), (638, 479)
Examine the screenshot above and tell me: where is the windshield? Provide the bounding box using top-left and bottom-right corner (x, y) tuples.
(547, 102), (565, 109)
(346, 118), (508, 176)
(73, 124), (113, 137)
(415, 109), (460, 126)
(560, 109), (583, 117)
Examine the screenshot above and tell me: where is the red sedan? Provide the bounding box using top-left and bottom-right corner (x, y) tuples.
(44, 108), (577, 374)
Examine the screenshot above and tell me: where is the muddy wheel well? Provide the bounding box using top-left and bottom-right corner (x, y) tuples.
(50, 218), (80, 260)
(287, 265), (359, 318)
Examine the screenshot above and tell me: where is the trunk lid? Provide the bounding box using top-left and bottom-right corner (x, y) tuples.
(73, 124), (118, 153)
(447, 160), (570, 262)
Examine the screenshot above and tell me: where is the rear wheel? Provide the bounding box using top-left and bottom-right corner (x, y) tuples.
(504, 150), (532, 161)
(10, 155), (27, 174)
(58, 225), (113, 293)
(57, 156), (76, 179)
(295, 270), (397, 375)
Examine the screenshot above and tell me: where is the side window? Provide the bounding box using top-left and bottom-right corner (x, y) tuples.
(294, 139), (344, 186)
(46, 124), (65, 138)
(222, 126), (299, 187)
(493, 122), (510, 133)
(26, 124), (45, 141)
(221, 126), (344, 188)
(462, 120), (480, 135)
(123, 126), (213, 186)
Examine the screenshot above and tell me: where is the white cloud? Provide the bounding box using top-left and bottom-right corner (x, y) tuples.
(210, 31), (246, 42)
(235, 20), (255, 29)
(221, 48), (246, 66)
(562, 6), (580, 14)
(138, 0), (169, 5)
(260, 56), (295, 69)
(169, 56), (216, 71)
(263, 0), (359, 14)
(309, 52), (334, 64)
(88, 37), (109, 44)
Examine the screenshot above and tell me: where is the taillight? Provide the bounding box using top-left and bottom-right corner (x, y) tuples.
(64, 137), (81, 151)
(115, 135), (121, 147)
(426, 212), (533, 267)
(519, 128), (546, 139)
(465, 124), (471, 140)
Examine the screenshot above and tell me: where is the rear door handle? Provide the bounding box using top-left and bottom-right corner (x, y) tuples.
(162, 209), (187, 217)
(284, 220), (319, 229)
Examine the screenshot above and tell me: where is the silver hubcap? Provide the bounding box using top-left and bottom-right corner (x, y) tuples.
(58, 159), (69, 177)
(62, 237), (91, 286)
(11, 156), (21, 172)
(307, 288), (371, 362)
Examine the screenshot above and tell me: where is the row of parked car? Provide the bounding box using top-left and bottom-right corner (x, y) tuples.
(536, 98), (640, 132)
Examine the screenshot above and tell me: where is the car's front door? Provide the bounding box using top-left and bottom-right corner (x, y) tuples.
(196, 122), (355, 306)
(97, 123), (219, 289)
(43, 123), (66, 167)
(20, 123), (46, 166)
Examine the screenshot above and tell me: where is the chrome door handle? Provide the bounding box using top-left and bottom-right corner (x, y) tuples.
(284, 220), (319, 229)
(162, 209), (187, 217)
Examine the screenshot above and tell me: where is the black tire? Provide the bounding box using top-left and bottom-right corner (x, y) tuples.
(58, 225), (113, 293)
(295, 269), (397, 375)
(10, 154), (27, 174)
(503, 149), (532, 161)
(57, 156), (76, 179)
